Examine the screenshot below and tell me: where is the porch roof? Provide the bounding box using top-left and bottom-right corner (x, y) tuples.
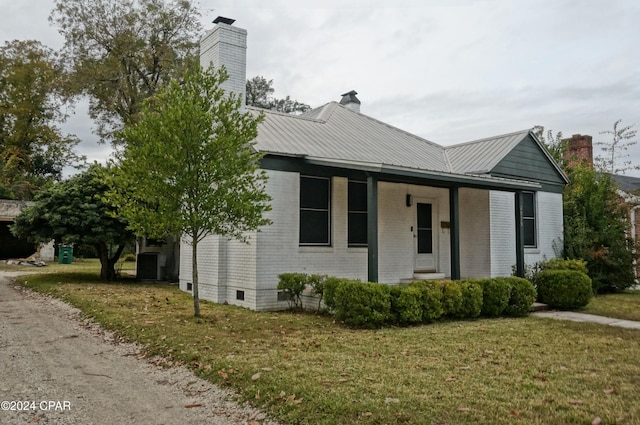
(302, 156), (541, 191)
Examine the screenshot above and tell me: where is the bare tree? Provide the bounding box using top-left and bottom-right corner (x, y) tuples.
(595, 119), (638, 174)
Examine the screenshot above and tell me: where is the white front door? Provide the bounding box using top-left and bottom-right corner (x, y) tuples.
(415, 201), (437, 271)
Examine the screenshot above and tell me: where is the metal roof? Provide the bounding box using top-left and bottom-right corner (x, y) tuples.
(250, 102), (449, 173)
(249, 103), (558, 189)
(444, 130), (530, 174)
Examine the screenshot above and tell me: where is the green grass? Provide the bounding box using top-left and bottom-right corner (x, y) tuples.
(0, 257), (135, 274)
(12, 266), (640, 425)
(584, 290), (640, 322)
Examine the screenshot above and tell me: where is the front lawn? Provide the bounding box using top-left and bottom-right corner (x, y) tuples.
(0, 257), (135, 274)
(14, 269), (640, 425)
(583, 290), (640, 322)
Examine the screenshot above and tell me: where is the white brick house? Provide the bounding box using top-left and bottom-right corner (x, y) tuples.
(179, 18), (568, 311)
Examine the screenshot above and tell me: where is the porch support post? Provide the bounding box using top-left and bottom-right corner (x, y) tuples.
(515, 191), (525, 278)
(367, 174), (378, 282)
(449, 186), (461, 280)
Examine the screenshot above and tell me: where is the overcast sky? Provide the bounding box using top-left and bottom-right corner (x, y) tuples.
(1, 0), (639, 175)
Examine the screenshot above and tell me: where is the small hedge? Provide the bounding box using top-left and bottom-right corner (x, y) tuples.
(503, 277), (537, 317)
(536, 269), (593, 310)
(472, 278), (511, 317)
(390, 286), (423, 325)
(334, 280), (391, 328)
(456, 280), (483, 319)
(410, 280), (444, 322)
(540, 258), (589, 275)
(282, 273), (538, 328)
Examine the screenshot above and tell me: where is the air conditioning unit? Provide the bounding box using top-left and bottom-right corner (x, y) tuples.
(136, 252), (166, 281)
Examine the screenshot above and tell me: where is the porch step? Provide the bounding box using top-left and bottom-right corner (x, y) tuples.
(413, 272), (446, 280)
(399, 272), (446, 284)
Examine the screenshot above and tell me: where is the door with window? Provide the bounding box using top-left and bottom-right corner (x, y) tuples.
(415, 202), (436, 271)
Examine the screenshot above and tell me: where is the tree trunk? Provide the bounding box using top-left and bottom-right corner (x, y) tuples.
(97, 243), (116, 281)
(192, 236), (200, 317)
(96, 243), (126, 281)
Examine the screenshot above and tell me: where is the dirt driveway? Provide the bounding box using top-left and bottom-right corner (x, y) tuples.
(0, 272), (278, 425)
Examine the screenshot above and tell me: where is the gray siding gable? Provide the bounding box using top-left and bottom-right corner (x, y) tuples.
(490, 135), (566, 192)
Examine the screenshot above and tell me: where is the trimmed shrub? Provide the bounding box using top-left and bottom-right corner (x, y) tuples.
(456, 280), (483, 319)
(541, 258), (589, 275)
(410, 280), (444, 322)
(501, 277), (537, 317)
(440, 280), (463, 317)
(390, 285), (423, 325)
(334, 281), (391, 328)
(536, 270), (593, 310)
(474, 278), (511, 317)
(277, 273), (308, 310)
(323, 277), (346, 312)
(308, 274), (327, 313)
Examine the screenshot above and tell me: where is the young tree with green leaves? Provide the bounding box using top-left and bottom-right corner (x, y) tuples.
(108, 66), (271, 316)
(0, 39), (84, 199)
(50, 0), (202, 144)
(11, 164), (134, 280)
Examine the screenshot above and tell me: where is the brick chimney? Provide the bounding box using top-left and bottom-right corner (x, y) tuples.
(339, 90), (361, 113)
(200, 17), (247, 110)
(563, 134), (593, 168)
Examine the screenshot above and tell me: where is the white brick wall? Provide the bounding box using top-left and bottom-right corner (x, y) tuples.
(488, 190), (563, 276)
(378, 182), (450, 282)
(459, 188), (491, 278)
(179, 167), (564, 310)
(200, 22), (247, 109)
(524, 191), (563, 264)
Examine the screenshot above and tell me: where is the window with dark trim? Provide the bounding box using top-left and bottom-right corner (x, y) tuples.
(523, 191), (536, 247)
(348, 180), (368, 246)
(299, 176), (331, 245)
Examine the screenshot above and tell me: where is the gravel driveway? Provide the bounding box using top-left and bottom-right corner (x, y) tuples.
(0, 272), (279, 425)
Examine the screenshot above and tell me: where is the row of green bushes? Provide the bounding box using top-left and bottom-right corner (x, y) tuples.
(278, 273), (537, 328)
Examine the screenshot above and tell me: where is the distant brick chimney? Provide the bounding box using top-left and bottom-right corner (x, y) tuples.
(564, 134), (593, 168)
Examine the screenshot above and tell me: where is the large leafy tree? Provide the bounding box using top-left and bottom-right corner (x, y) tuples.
(562, 164), (637, 292)
(50, 0), (202, 144)
(11, 164), (134, 280)
(246, 75), (311, 114)
(108, 66), (272, 316)
(0, 40), (83, 199)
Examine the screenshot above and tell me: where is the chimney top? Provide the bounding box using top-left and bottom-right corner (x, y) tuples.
(563, 134), (593, 168)
(340, 90), (361, 112)
(213, 16), (236, 25)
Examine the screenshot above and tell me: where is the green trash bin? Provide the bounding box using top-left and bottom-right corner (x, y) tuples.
(59, 246), (73, 264)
